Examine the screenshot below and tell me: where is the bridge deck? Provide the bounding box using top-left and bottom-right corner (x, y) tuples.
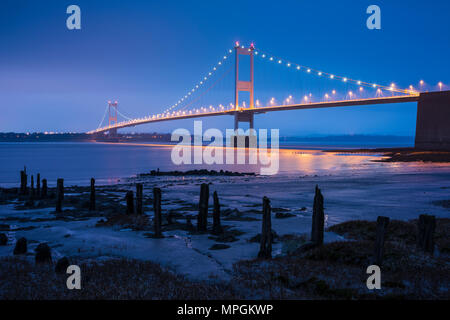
(88, 95), (420, 134)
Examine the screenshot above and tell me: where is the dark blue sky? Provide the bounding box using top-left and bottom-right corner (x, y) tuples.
(1, 0), (449, 136)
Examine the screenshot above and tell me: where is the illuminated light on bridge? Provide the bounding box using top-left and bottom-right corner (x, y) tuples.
(419, 80), (426, 91)
(439, 82), (443, 91)
(285, 96), (293, 104)
(376, 88), (383, 97)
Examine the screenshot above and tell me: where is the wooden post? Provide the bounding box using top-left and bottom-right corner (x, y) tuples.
(89, 178), (95, 211)
(153, 187), (162, 238)
(187, 216), (193, 228)
(167, 212), (173, 224)
(258, 196), (272, 259)
(212, 191), (223, 234)
(417, 214), (435, 254)
(20, 170), (27, 195)
(41, 179), (47, 198)
(125, 191), (134, 215)
(30, 175), (35, 198)
(56, 178), (64, 213)
(373, 216), (390, 265)
(36, 174), (40, 198)
(136, 183), (143, 215)
(19, 170), (23, 194)
(197, 183), (209, 232)
(311, 185), (324, 246)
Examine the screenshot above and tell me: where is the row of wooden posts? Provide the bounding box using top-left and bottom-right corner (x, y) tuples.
(22, 170), (436, 260)
(372, 214), (436, 264)
(19, 168), (48, 199)
(258, 185), (437, 261)
(19, 169), (72, 214)
(122, 182), (223, 238)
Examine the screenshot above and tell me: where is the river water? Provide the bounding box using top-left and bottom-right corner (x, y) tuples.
(1, 140), (449, 187)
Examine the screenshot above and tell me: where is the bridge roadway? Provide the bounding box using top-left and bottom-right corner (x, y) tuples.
(88, 94), (420, 134)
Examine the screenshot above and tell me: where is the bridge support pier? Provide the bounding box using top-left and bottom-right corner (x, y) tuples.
(234, 112), (254, 131)
(233, 112), (255, 148)
(415, 91), (450, 150)
(109, 128), (117, 137)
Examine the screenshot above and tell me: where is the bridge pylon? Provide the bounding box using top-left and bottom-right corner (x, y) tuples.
(234, 42), (255, 131)
(108, 100), (118, 136)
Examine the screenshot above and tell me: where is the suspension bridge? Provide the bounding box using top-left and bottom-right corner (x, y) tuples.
(88, 42), (450, 150)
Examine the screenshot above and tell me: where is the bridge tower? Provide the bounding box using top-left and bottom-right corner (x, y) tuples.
(415, 90), (450, 150)
(234, 42), (255, 131)
(108, 100), (118, 136)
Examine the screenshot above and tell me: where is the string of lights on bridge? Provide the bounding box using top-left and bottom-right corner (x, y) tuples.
(254, 48), (414, 95)
(90, 43), (445, 134)
(161, 48), (234, 116)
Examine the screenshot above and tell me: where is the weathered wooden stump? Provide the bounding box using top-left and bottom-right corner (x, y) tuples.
(20, 170), (27, 195)
(0, 233), (7, 246)
(56, 178), (64, 213)
(167, 212), (174, 225)
(136, 183), (143, 215)
(197, 183), (209, 232)
(41, 179), (48, 198)
(36, 173), (40, 198)
(212, 191), (223, 234)
(30, 175), (35, 198)
(89, 178), (95, 211)
(311, 185), (324, 246)
(258, 196), (272, 259)
(14, 237), (27, 255)
(153, 187), (162, 238)
(417, 214), (435, 254)
(55, 257), (70, 274)
(186, 216), (193, 229)
(125, 191), (134, 215)
(35, 243), (52, 264)
(373, 216), (390, 265)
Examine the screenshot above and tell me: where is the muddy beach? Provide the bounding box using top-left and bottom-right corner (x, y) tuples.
(0, 168), (449, 299)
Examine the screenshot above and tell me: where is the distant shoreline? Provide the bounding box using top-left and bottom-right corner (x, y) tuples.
(324, 147), (450, 163)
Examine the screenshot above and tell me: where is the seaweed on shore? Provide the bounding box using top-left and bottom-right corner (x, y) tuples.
(139, 169), (255, 177)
